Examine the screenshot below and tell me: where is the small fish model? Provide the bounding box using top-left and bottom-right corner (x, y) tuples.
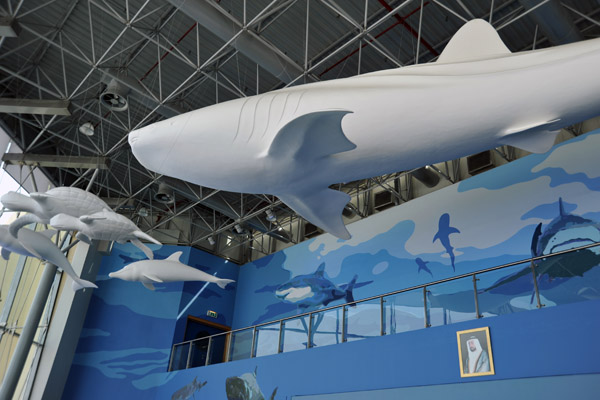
(49, 209), (160, 259)
(226, 367), (277, 400)
(129, 19), (600, 239)
(275, 263), (357, 309)
(171, 377), (207, 400)
(415, 257), (433, 278)
(1, 187), (109, 237)
(433, 213), (460, 271)
(108, 251), (235, 290)
(0, 225), (97, 291)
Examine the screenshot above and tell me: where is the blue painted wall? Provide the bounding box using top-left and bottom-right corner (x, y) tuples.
(63, 243), (239, 399)
(231, 129), (600, 329)
(154, 299), (600, 399)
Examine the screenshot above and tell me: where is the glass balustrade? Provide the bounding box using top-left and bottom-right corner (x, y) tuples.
(169, 243), (600, 371)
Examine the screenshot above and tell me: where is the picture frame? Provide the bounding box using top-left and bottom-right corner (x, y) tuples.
(457, 327), (495, 378)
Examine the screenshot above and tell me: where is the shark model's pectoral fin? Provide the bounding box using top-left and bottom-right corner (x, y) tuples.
(278, 189), (351, 240)
(268, 110), (356, 161)
(1, 248), (11, 260)
(142, 282), (155, 291)
(142, 273), (164, 283)
(500, 119), (562, 153)
(29, 192), (49, 202)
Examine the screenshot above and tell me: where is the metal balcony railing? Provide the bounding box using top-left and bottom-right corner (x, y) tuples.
(168, 242), (600, 371)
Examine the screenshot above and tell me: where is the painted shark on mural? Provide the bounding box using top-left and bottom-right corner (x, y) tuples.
(171, 377), (207, 400)
(108, 251), (235, 290)
(225, 367), (277, 400)
(129, 19), (600, 239)
(0, 225), (97, 291)
(487, 198), (600, 295)
(275, 263), (357, 309)
(433, 213), (460, 271)
(1, 187), (109, 236)
(49, 208), (160, 259)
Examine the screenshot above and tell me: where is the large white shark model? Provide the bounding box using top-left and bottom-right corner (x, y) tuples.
(49, 209), (161, 259)
(108, 251), (235, 290)
(1, 187), (109, 237)
(129, 20), (600, 239)
(0, 225), (97, 291)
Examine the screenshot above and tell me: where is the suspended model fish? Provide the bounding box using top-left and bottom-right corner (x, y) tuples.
(129, 19), (600, 239)
(49, 209), (160, 259)
(0, 225), (97, 291)
(108, 251), (235, 290)
(1, 187), (109, 236)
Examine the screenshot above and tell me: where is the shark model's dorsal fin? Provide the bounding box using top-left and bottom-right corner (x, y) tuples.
(437, 19), (511, 64)
(166, 251), (183, 262)
(314, 262), (326, 277)
(558, 197), (566, 217)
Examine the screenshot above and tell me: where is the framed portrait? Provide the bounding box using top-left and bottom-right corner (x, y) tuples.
(456, 327), (495, 378)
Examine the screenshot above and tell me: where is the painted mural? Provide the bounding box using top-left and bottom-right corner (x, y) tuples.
(62, 243), (239, 400)
(232, 129), (600, 330)
(64, 129), (600, 399)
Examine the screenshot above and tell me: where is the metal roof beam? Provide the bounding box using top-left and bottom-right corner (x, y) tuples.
(0, 16), (20, 37)
(518, 0), (583, 44)
(0, 98), (70, 115)
(2, 153), (109, 169)
(167, 0), (306, 84)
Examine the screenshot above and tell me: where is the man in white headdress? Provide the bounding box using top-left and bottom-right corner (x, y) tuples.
(464, 335), (490, 374)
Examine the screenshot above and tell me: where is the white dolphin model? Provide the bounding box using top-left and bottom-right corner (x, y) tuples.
(49, 209), (161, 259)
(0, 225), (97, 291)
(129, 20), (600, 239)
(108, 251), (235, 290)
(1, 187), (109, 237)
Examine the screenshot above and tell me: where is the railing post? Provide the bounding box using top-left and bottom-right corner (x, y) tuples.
(225, 332), (232, 362)
(472, 274), (482, 319)
(341, 305), (347, 343)
(530, 260), (544, 308)
(168, 344), (176, 371)
(423, 286), (430, 328)
(380, 296), (385, 336)
(307, 313), (313, 349)
(185, 341), (193, 369)
(278, 320), (284, 353)
(205, 337), (212, 366)
(250, 327), (257, 358)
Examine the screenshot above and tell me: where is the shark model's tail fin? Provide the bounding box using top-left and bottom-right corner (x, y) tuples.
(215, 278), (235, 289)
(9, 214), (42, 237)
(71, 278), (98, 292)
(345, 274), (358, 306)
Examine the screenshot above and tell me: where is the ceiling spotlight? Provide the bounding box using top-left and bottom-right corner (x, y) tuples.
(100, 78), (129, 111)
(78, 122), (95, 136)
(207, 236), (216, 246)
(137, 207), (148, 217)
(265, 209), (276, 222)
(234, 223), (244, 234)
(154, 182), (174, 204)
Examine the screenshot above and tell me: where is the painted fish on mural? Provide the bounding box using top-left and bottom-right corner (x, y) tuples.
(433, 213), (460, 271)
(225, 367), (277, 400)
(415, 257), (433, 278)
(171, 377), (207, 400)
(487, 198), (600, 295)
(275, 263), (357, 309)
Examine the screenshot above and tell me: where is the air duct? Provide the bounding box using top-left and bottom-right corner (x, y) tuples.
(167, 0), (305, 84)
(518, 0), (583, 45)
(100, 79), (129, 111)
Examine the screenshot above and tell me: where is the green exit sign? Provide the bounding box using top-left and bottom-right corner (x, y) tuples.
(207, 310), (218, 318)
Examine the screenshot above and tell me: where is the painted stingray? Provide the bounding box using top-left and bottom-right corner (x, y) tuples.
(225, 367), (277, 400)
(275, 263), (357, 310)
